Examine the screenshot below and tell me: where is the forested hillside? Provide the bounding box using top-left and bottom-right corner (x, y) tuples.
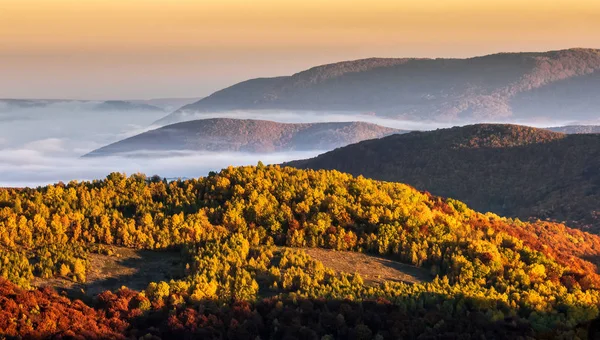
(2, 166), (600, 338)
(288, 124), (600, 233)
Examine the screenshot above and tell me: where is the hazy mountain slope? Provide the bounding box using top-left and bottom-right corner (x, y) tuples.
(511, 70), (600, 120)
(84, 118), (401, 156)
(156, 48), (600, 125)
(287, 124), (600, 232)
(549, 125), (600, 134)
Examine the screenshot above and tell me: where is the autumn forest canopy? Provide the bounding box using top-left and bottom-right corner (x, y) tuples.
(1, 165), (600, 338)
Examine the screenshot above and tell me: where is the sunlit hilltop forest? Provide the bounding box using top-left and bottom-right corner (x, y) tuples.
(2, 165), (600, 338)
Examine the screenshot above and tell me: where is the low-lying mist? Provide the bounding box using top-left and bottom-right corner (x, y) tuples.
(0, 102), (166, 150)
(159, 110), (458, 131)
(0, 104), (591, 187)
(158, 109), (590, 131)
(0, 148), (324, 187)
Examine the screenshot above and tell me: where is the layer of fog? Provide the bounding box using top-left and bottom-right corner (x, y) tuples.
(159, 109), (458, 131)
(0, 149), (323, 188)
(0, 101), (166, 151)
(1, 103), (596, 188)
(161, 109), (592, 131)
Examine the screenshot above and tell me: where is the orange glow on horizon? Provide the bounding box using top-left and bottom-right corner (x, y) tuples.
(1, 0), (599, 99)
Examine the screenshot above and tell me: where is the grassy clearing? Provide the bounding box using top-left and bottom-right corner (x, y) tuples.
(301, 248), (433, 285)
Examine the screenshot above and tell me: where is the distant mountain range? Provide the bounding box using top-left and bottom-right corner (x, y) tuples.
(156, 48), (600, 125)
(130, 97), (201, 112)
(0, 97), (202, 113)
(287, 124), (600, 232)
(0, 99), (165, 112)
(84, 118), (401, 157)
(90, 100), (165, 112)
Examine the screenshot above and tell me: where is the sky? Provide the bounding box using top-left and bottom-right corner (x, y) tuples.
(1, 0), (599, 100)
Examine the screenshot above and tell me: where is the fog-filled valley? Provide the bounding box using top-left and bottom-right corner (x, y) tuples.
(2, 103), (592, 188)
(0, 101), (333, 187)
(1, 95), (599, 188)
(0, 100), (411, 186)
(0, 98), (461, 187)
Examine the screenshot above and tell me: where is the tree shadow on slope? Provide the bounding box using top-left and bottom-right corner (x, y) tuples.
(33, 246), (185, 302)
(120, 293), (596, 340)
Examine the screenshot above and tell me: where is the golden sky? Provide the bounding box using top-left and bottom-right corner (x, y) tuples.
(1, 0), (599, 99)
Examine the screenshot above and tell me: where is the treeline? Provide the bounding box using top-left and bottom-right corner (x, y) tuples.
(1, 165), (600, 337)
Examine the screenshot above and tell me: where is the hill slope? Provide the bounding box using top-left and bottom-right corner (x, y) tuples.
(287, 124), (600, 232)
(84, 118), (400, 156)
(156, 48), (600, 125)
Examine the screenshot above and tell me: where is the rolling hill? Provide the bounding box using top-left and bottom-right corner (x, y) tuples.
(2, 166), (600, 337)
(287, 124), (600, 232)
(84, 118), (401, 157)
(156, 48), (600, 125)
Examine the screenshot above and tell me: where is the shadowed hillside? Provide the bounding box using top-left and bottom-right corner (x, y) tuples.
(287, 124), (600, 232)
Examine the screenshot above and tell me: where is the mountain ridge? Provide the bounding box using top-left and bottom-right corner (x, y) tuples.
(156, 48), (600, 125)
